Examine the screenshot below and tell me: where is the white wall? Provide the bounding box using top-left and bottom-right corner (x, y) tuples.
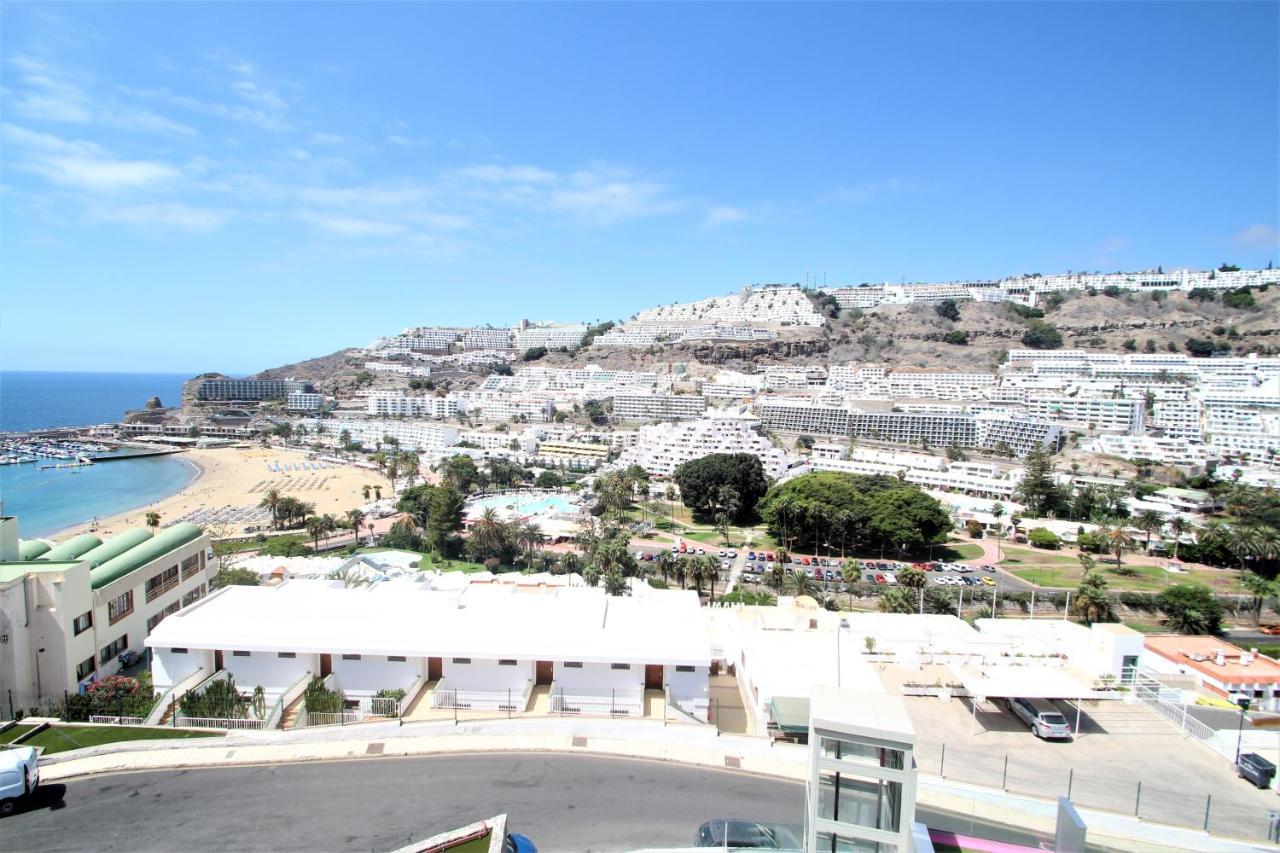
(152, 648), (214, 692)
(665, 665), (709, 701)
(1088, 627), (1146, 677)
(442, 657), (532, 692)
(222, 651), (318, 701)
(332, 654), (424, 697)
(554, 660), (643, 695)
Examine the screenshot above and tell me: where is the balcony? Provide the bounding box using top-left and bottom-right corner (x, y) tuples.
(145, 573), (180, 604)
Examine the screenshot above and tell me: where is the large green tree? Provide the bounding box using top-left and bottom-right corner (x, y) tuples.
(673, 453), (769, 523)
(1014, 447), (1066, 517)
(1155, 584), (1224, 635)
(426, 486), (466, 555)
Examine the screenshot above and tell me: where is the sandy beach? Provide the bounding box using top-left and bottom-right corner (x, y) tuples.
(52, 447), (391, 540)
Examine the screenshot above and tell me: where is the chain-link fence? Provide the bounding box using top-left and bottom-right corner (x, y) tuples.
(920, 740), (1280, 843)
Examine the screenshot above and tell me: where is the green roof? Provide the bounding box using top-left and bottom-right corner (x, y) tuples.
(18, 540), (50, 561)
(37, 534), (102, 562)
(78, 529), (153, 569)
(769, 696), (811, 734)
(90, 523), (203, 590)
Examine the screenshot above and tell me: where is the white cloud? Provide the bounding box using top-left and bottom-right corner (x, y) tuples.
(90, 202), (230, 231)
(1233, 223), (1280, 249)
(455, 164), (557, 185)
(297, 184), (433, 207)
(705, 205), (748, 226)
(298, 210), (407, 237)
(310, 132), (345, 146)
(2, 122), (179, 191)
(830, 178), (902, 203)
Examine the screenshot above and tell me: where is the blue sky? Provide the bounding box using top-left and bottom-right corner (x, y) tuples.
(2, 2), (1277, 374)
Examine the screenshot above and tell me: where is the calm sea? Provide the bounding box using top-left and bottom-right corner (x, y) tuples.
(0, 371), (198, 537)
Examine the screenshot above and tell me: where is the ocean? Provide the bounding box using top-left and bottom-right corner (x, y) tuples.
(0, 371), (198, 537)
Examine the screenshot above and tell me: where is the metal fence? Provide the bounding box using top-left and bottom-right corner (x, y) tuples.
(921, 740), (1278, 843)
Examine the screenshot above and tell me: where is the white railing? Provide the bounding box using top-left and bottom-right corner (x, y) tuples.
(174, 715), (266, 730)
(432, 679), (532, 711)
(664, 686), (709, 725)
(145, 666), (207, 726)
(399, 674), (427, 715)
(552, 685), (644, 716)
(89, 715), (144, 725)
(368, 696), (400, 717)
(304, 711), (364, 727)
(266, 671), (313, 730)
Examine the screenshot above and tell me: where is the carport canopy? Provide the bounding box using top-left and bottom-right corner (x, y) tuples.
(948, 664), (1101, 735)
(768, 696), (811, 735)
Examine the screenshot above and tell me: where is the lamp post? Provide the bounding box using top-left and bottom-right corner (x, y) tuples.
(1235, 697), (1252, 764)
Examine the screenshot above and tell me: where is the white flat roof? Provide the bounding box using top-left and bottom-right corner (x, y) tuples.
(810, 685), (916, 744)
(948, 664), (1101, 700)
(147, 581), (711, 667)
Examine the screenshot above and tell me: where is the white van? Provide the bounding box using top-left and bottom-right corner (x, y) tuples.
(0, 745), (39, 816)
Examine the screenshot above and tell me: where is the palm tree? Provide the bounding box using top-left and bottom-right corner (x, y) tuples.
(346, 509), (366, 545)
(259, 488), (282, 529)
(1168, 516), (1189, 560)
(1134, 510), (1164, 555)
(603, 571), (627, 597)
(399, 454), (420, 489)
(321, 514), (337, 542)
(583, 565), (601, 587)
(517, 521), (545, 568)
(145, 511), (162, 532)
(305, 516), (326, 553)
(373, 485), (383, 501)
(991, 502), (1005, 560)
(1241, 571), (1277, 628)
(655, 552), (677, 586)
(783, 568), (818, 599)
(878, 587), (914, 614)
(1098, 523), (1133, 573)
(1073, 569), (1116, 625)
(1228, 524), (1263, 582)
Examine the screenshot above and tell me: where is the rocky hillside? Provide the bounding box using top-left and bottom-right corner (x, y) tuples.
(185, 285), (1280, 405)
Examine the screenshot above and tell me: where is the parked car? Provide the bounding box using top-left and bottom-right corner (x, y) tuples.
(765, 553), (775, 562)
(883, 573), (897, 585)
(727, 551), (737, 559)
(1009, 697), (1073, 740)
(0, 745), (38, 817)
(697, 548), (706, 555)
(823, 570), (835, 581)
(503, 833), (538, 853)
(801, 557), (811, 566)
(1238, 752), (1277, 789)
(874, 573), (885, 584)
(981, 576), (995, 586)
(718, 550), (727, 558)
(747, 552), (756, 561)
(812, 568), (823, 580)
(695, 820), (781, 849)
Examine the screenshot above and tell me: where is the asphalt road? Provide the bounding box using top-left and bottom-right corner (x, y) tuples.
(7, 753), (803, 852)
(6, 752), (1049, 852)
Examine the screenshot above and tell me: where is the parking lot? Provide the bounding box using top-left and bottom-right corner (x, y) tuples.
(734, 554), (1001, 592)
(897, 690), (1280, 842)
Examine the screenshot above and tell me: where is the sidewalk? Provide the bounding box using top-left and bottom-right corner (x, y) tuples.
(34, 717), (1274, 852)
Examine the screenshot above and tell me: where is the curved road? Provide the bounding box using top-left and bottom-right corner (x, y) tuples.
(7, 753), (804, 852)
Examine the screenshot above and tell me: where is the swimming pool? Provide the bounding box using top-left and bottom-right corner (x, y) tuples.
(466, 492), (580, 518)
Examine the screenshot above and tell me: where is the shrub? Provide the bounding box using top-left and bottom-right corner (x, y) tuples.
(1222, 288), (1256, 310)
(942, 330), (969, 345)
(935, 299), (961, 321)
(1119, 591), (1159, 611)
(63, 673), (156, 721)
(1021, 321), (1063, 350)
(304, 677), (345, 714)
(522, 346), (548, 362)
(1009, 303), (1045, 320)
(1102, 285), (1123, 298)
(1188, 288), (1216, 302)
(1185, 338), (1217, 357)
(965, 519), (984, 538)
(1027, 528), (1061, 549)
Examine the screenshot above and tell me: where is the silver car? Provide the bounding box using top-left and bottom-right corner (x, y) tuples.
(1009, 697), (1073, 740)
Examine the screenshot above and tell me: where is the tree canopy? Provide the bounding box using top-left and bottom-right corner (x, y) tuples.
(1155, 584), (1223, 635)
(673, 453), (770, 523)
(759, 472), (951, 555)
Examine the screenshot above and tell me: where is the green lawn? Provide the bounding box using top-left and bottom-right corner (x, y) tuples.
(999, 546), (1084, 567)
(940, 542), (985, 561)
(445, 834), (492, 853)
(1010, 562), (1180, 592)
(354, 548), (494, 573)
(1123, 620), (1169, 634)
(23, 724), (222, 755)
(0, 724), (34, 744)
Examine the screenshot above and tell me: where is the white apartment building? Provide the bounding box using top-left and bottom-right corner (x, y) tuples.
(610, 393), (708, 422)
(1204, 408), (1280, 460)
(801, 453), (1022, 500)
(148, 579), (712, 721)
(1152, 400), (1203, 440)
(285, 392), (325, 412)
(195, 378), (310, 402)
(366, 392), (462, 419)
(764, 365), (829, 391)
(1025, 396), (1145, 434)
(365, 361), (433, 378)
(615, 412), (796, 478)
(513, 323), (589, 351)
(633, 284), (824, 327)
(460, 392), (554, 423)
(461, 328), (514, 350)
(0, 517), (212, 711)
(315, 419), (460, 452)
(1089, 435), (1213, 467)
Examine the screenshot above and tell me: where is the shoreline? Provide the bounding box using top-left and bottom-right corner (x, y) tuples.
(46, 446), (390, 542)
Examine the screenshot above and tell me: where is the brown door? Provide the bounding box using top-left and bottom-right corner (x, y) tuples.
(428, 657), (443, 681)
(645, 664), (664, 691)
(536, 661), (553, 685)
(214, 650), (224, 671)
(320, 654), (332, 677)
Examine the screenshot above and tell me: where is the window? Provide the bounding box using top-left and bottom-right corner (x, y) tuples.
(278, 652), (296, 659)
(498, 659), (517, 666)
(182, 584), (206, 607)
(451, 657), (471, 664)
(563, 661), (582, 668)
(108, 590), (134, 625)
(611, 663), (630, 670)
(180, 554), (201, 581)
(342, 654), (361, 660)
(99, 635), (128, 664)
(170, 648), (188, 654)
(76, 657), (96, 680)
(232, 650), (251, 657)
(817, 770), (902, 834)
(675, 665), (696, 673)
(73, 611), (93, 636)
(147, 600), (181, 632)
(145, 566), (181, 603)
(819, 736), (905, 771)
(387, 655), (406, 662)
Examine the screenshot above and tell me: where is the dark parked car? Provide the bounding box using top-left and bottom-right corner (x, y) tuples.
(695, 820), (780, 848)
(1238, 753), (1276, 789)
